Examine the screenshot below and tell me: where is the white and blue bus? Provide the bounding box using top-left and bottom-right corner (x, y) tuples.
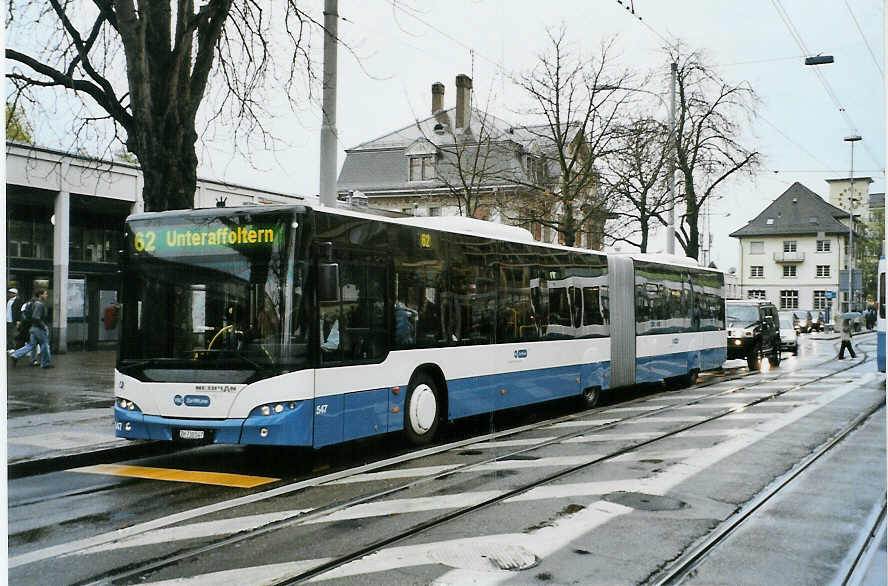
(114, 204), (726, 447)
(878, 256), (885, 373)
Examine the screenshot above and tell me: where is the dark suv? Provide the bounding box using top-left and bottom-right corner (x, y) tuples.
(726, 300), (781, 370)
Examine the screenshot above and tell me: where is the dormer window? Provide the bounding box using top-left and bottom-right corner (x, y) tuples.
(766, 218), (775, 225)
(409, 155), (436, 181)
(405, 138), (439, 181)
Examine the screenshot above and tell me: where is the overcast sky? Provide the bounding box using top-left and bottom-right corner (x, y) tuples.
(16, 1), (886, 271)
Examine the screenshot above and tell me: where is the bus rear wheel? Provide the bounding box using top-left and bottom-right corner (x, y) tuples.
(404, 374), (441, 445)
(578, 386), (601, 409)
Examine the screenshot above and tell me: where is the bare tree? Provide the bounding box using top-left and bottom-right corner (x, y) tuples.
(6, 1), (315, 211)
(603, 116), (671, 252)
(504, 28), (633, 248)
(433, 109), (518, 219)
(669, 45), (760, 259)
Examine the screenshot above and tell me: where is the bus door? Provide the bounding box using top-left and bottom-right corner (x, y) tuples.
(314, 247), (391, 446)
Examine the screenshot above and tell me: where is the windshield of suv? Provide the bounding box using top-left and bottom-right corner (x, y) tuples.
(118, 209), (311, 383)
(726, 304), (760, 325)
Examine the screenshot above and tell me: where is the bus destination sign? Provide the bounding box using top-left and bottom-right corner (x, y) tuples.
(131, 224), (281, 255)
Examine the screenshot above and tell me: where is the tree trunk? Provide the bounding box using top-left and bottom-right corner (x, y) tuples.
(139, 136), (199, 212)
(639, 217), (649, 253)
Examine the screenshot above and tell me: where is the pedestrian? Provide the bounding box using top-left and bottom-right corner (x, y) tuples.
(837, 317), (856, 360)
(8, 289), (52, 368)
(6, 287), (21, 348)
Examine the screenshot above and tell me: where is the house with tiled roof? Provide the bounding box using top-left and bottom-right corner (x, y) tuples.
(730, 181), (862, 314)
(336, 75), (603, 249)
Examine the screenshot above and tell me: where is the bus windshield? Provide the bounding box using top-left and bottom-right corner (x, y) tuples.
(118, 209), (310, 383)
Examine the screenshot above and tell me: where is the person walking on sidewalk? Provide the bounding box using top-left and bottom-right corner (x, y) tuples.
(7, 287), (21, 348)
(837, 317), (856, 360)
(9, 289), (52, 368)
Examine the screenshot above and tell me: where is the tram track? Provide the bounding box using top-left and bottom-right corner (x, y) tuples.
(648, 399), (884, 585)
(73, 350), (874, 585)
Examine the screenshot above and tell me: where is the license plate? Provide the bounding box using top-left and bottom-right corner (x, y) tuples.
(178, 429), (205, 440)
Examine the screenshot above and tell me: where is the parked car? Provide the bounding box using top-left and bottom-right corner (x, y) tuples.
(778, 310), (799, 355)
(796, 310), (814, 333)
(726, 299), (782, 370)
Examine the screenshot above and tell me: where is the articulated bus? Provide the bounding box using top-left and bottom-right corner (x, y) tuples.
(114, 204), (726, 447)
(878, 257), (885, 373)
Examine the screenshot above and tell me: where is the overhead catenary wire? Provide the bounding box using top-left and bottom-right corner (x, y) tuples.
(771, 0), (883, 172)
(843, 0), (883, 79)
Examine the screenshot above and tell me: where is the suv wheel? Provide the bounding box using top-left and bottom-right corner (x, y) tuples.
(747, 344), (762, 370)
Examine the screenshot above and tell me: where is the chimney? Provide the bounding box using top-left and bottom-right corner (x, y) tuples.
(432, 82), (445, 114)
(455, 74), (472, 131)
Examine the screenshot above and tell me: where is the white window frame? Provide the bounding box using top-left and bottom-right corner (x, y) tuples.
(780, 290), (799, 309)
(813, 290), (827, 310)
(782, 265), (797, 278)
(748, 289), (766, 299)
(750, 241), (764, 254)
(783, 240), (797, 252)
(816, 239), (831, 252)
(816, 265), (830, 277)
(750, 265), (764, 278)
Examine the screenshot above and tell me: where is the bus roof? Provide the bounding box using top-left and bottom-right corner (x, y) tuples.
(128, 203), (718, 268)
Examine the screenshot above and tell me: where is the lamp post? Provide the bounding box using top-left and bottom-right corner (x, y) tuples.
(844, 134), (861, 312)
(598, 62), (677, 255)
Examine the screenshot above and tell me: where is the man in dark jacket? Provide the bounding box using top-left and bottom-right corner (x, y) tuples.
(9, 289), (52, 368)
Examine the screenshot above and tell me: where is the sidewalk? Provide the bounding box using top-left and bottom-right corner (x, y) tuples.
(5, 349), (155, 474)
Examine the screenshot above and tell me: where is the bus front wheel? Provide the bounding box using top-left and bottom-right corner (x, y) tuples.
(404, 374), (441, 445)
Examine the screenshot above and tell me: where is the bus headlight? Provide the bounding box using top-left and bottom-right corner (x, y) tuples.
(253, 401), (300, 418)
(117, 397), (142, 412)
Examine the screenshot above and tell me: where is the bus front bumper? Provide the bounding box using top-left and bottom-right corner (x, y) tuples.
(114, 400), (314, 446)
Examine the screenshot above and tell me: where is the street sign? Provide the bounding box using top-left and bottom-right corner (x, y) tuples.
(825, 291), (836, 299)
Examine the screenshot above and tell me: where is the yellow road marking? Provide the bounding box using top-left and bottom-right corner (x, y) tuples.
(69, 464), (279, 488)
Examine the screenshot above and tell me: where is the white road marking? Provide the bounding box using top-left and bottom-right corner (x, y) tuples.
(550, 418), (621, 428)
(140, 501), (632, 585)
(142, 559), (334, 586)
(644, 393), (712, 402)
(605, 404), (664, 413)
(620, 415), (710, 424)
(131, 373), (874, 584)
(610, 448), (702, 462)
(328, 456), (603, 485)
(70, 509), (312, 555)
(563, 431), (663, 442)
(465, 437), (557, 448)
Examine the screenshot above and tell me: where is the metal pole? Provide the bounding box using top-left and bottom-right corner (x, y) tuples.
(318, 0), (338, 207)
(666, 62), (677, 255)
(849, 140), (855, 311)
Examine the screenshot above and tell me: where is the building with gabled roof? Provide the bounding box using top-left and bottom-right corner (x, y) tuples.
(730, 181), (862, 315)
(336, 75), (602, 249)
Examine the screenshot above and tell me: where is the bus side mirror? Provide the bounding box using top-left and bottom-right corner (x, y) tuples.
(318, 263), (340, 302)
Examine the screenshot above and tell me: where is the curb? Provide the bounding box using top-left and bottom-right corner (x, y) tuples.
(8, 441), (177, 479)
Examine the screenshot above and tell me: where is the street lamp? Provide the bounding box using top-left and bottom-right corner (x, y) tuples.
(597, 64), (678, 255)
(844, 134), (861, 312)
